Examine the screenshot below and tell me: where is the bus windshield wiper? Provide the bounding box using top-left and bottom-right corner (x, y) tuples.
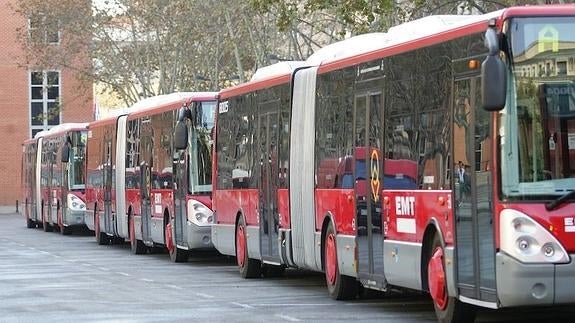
(545, 190), (575, 211)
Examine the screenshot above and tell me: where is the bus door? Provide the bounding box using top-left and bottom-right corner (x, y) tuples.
(173, 140), (187, 247)
(34, 138), (43, 223)
(103, 138), (113, 234)
(355, 91), (385, 285)
(140, 122), (153, 244)
(61, 140), (70, 221)
(452, 75), (496, 303)
(26, 145), (38, 222)
(258, 110), (281, 263)
(47, 144), (57, 223)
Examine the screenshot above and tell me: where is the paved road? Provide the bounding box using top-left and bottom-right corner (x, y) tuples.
(1, 213), (574, 323)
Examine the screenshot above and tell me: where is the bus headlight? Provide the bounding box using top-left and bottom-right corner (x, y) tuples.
(187, 200), (213, 226)
(500, 209), (569, 264)
(67, 194), (86, 211)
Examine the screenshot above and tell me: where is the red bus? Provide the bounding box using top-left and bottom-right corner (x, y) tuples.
(86, 92), (218, 262)
(22, 123), (89, 234)
(22, 134), (44, 228)
(213, 5), (575, 322)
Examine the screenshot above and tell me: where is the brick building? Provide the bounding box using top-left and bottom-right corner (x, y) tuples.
(0, 1), (93, 207)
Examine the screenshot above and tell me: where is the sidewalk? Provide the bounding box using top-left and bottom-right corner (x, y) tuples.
(0, 205), (19, 215)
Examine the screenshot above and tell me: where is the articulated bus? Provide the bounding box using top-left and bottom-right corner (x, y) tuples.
(21, 123), (88, 234)
(86, 92), (218, 262)
(213, 5), (575, 323)
(22, 134), (44, 228)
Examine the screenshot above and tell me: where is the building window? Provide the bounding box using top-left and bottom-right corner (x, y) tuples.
(28, 14), (60, 44)
(557, 61), (567, 75)
(30, 71), (60, 137)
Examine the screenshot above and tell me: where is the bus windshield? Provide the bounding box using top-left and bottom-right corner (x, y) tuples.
(68, 131), (87, 190)
(500, 17), (575, 199)
(188, 101), (216, 194)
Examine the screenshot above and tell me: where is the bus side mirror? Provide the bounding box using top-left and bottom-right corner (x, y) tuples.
(481, 23), (506, 112)
(177, 106), (192, 122)
(174, 121), (188, 150)
(61, 144), (70, 163)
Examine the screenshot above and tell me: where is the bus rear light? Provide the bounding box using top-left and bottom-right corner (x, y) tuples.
(500, 209), (569, 264)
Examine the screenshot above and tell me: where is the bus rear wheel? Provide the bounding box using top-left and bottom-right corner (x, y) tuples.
(130, 215), (146, 254)
(25, 200), (35, 228)
(428, 234), (476, 323)
(59, 209), (72, 235)
(95, 213), (109, 245)
(42, 221), (53, 232)
(42, 204), (52, 232)
(166, 222), (188, 262)
(324, 222), (357, 300)
(235, 216), (261, 278)
(26, 216), (35, 229)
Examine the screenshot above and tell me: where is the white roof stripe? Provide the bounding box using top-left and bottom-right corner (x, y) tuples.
(306, 10), (503, 65)
(34, 123), (89, 138)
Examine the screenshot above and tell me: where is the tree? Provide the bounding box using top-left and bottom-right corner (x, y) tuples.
(15, 0), (296, 107)
(251, 0), (573, 36)
(17, 0), (573, 110)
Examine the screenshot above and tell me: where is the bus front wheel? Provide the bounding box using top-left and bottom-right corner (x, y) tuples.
(235, 216), (261, 278)
(428, 234), (476, 323)
(166, 221), (188, 262)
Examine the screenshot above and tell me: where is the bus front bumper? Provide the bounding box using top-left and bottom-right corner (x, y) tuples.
(185, 221), (213, 249)
(496, 252), (575, 307)
(64, 209), (86, 226)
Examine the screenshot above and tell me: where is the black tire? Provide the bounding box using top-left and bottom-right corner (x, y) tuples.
(95, 213), (109, 245)
(42, 204), (53, 232)
(323, 222), (358, 300)
(111, 236), (125, 244)
(236, 216), (261, 278)
(428, 234), (476, 323)
(169, 247), (188, 262)
(262, 264), (285, 278)
(166, 220), (188, 262)
(26, 217), (35, 229)
(130, 215), (146, 255)
(60, 225), (72, 235)
(25, 200), (35, 228)
(42, 221), (53, 232)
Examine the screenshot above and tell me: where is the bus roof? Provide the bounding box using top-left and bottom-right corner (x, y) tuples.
(220, 61), (306, 99)
(129, 92), (218, 112)
(34, 123), (89, 139)
(221, 5), (575, 99)
(127, 92), (218, 119)
(89, 92), (218, 127)
(220, 11), (503, 99)
(250, 61), (308, 82)
(314, 5), (575, 73)
(309, 10), (502, 68)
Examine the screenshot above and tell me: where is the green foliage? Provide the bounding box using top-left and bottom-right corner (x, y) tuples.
(15, 0), (575, 108)
(251, 0), (395, 34)
(251, 0), (575, 35)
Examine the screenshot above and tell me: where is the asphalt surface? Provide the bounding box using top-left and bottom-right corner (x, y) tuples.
(1, 213), (574, 323)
